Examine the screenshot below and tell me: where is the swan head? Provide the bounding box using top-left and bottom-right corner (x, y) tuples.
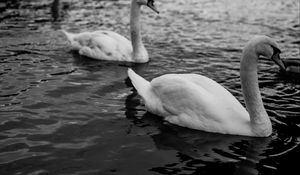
(136, 0), (159, 13)
(249, 35), (285, 70)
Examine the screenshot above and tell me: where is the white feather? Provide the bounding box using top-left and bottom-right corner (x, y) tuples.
(128, 36), (279, 137)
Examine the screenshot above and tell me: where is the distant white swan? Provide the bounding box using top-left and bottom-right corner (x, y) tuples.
(62, 0), (158, 63)
(128, 36), (285, 137)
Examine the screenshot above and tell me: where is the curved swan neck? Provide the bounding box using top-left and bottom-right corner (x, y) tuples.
(130, 0), (148, 62)
(240, 45), (272, 136)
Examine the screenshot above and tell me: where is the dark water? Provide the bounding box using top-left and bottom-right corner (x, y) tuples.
(0, 0), (299, 174)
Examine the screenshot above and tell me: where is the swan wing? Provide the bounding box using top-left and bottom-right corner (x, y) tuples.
(66, 30), (132, 61)
(181, 74), (248, 116)
(149, 74), (250, 134)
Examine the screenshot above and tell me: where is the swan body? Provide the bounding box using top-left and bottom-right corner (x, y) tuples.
(63, 0), (158, 63)
(128, 70), (252, 135)
(128, 36), (284, 137)
(63, 30), (133, 62)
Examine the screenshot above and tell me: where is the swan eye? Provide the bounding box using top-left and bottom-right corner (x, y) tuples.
(147, 0), (154, 5)
(271, 45), (281, 54)
(147, 0), (159, 13)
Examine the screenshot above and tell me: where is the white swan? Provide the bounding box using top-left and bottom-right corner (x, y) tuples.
(62, 0), (158, 63)
(128, 36), (285, 137)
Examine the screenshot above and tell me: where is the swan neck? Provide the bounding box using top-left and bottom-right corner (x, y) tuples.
(130, 0), (148, 62)
(240, 47), (272, 136)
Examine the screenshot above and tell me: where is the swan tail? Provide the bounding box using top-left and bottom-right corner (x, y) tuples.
(61, 30), (75, 43)
(61, 30), (82, 50)
(128, 69), (151, 101)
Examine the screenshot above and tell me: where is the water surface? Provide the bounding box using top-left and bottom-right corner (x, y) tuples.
(0, 0), (299, 174)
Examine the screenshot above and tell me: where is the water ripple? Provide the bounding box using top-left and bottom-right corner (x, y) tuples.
(0, 0), (299, 175)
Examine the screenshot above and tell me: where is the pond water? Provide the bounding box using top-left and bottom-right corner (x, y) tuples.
(0, 0), (299, 174)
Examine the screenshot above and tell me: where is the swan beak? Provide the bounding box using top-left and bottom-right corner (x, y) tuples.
(147, 0), (159, 14)
(271, 53), (286, 71)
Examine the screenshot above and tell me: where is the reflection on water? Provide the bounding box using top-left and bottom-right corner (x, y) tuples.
(0, 0), (299, 174)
